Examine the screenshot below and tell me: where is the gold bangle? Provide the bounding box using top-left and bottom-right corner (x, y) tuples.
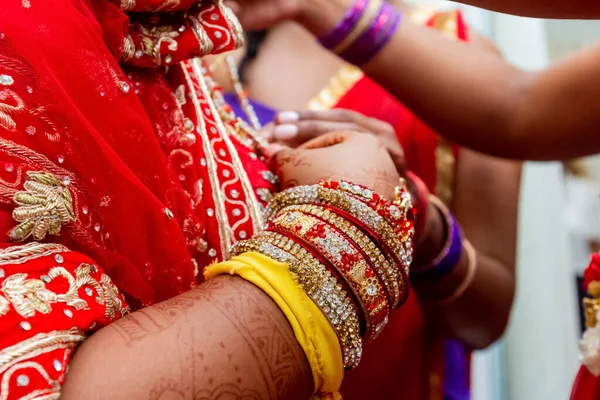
(266, 185), (410, 275)
(334, 0), (384, 54)
(232, 232), (363, 368)
(437, 239), (477, 305)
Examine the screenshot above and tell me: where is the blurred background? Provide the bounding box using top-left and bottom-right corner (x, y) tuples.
(400, 2), (600, 398)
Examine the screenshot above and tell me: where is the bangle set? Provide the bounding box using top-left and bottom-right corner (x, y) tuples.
(233, 180), (415, 368)
(410, 194), (478, 304)
(318, 0), (402, 65)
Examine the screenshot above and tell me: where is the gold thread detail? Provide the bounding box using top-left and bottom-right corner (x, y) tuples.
(9, 172), (75, 242)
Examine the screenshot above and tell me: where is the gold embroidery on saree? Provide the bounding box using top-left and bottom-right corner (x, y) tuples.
(9, 171), (75, 242)
(0, 89), (26, 132)
(0, 243), (68, 266)
(132, 23), (180, 65)
(217, 0), (245, 50)
(120, 0), (137, 11)
(0, 261), (128, 320)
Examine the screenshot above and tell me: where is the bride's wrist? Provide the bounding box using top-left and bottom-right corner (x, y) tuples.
(295, 0), (352, 37)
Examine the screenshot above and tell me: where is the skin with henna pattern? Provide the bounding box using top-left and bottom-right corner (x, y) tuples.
(62, 277), (312, 400)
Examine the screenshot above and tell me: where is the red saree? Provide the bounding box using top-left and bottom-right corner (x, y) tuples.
(0, 1), (274, 397)
(307, 10), (468, 400)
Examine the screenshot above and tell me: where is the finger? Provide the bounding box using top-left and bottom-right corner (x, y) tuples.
(258, 124), (275, 142)
(267, 145), (303, 175)
(263, 143), (290, 162)
(274, 121), (366, 145)
(275, 111), (300, 124)
(299, 131), (356, 150)
(294, 109), (395, 137)
(293, 109), (363, 124)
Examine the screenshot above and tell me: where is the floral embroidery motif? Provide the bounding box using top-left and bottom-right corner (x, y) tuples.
(1, 273), (56, 317)
(9, 171), (75, 242)
(0, 263), (128, 320)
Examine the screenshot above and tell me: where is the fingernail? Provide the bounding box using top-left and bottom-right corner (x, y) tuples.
(274, 124), (298, 140)
(277, 111), (299, 123)
(259, 129), (274, 142)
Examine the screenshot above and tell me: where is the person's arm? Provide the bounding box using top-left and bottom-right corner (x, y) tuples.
(414, 151), (521, 348)
(449, 0), (600, 19)
(292, 0), (600, 161)
(62, 275), (312, 400)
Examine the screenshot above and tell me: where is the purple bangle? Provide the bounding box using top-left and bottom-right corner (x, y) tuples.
(340, 3), (401, 66)
(411, 203), (463, 282)
(363, 9), (401, 63)
(318, 0), (369, 50)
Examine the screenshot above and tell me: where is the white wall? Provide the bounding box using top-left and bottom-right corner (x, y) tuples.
(492, 15), (580, 400)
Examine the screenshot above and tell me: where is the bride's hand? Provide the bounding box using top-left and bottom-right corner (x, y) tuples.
(268, 131), (400, 200)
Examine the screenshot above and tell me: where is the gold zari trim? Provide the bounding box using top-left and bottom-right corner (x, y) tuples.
(0, 263), (128, 320)
(0, 243), (68, 266)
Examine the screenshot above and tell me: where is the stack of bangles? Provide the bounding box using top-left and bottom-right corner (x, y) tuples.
(318, 0), (402, 65)
(231, 179), (415, 369)
(406, 173), (478, 305)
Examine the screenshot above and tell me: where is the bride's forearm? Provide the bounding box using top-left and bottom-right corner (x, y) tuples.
(61, 276), (312, 400)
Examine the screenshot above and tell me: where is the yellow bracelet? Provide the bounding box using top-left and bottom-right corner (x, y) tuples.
(205, 251), (345, 398)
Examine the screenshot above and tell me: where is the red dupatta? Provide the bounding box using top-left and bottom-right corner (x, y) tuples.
(307, 10), (469, 400)
(0, 2), (275, 398)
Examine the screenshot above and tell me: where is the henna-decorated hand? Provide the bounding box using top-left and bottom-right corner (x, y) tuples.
(268, 131), (400, 200)
(262, 109), (406, 176)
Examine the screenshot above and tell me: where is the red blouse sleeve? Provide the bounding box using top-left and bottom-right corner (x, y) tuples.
(0, 242), (128, 400)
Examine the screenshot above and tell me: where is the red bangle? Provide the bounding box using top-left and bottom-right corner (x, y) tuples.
(269, 210), (391, 340)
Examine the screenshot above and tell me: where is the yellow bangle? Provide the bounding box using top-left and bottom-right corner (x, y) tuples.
(204, 251), (345, 397)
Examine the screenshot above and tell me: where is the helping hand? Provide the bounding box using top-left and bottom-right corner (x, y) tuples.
(223, 0), (302, 30)
(262, 109), (406, 176)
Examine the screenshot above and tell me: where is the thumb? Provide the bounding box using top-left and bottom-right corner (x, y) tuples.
(264, 143), (291, 164)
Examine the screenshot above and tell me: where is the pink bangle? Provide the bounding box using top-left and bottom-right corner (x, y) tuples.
(437, 240), (477, 304)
